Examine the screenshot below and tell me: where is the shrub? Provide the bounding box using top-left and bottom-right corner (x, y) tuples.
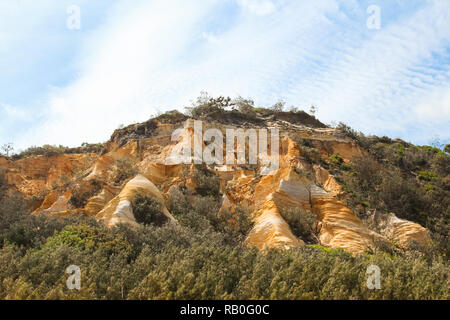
(110, 120), (158, 147)
(132, 194), (168, 227)
(300, 139), (314, 148)
(330, 154), (344, 165)
(232, 97), (256, 116)
(431, 152), (450, 176)
(302, 146), (320, 164)
(336, 147), (448, 256)
(69, 180), (103, 209)
(210, 206), (254, 245)
(253, 107), (273, 116)
(177, 195), (221, 233)
(194, 165), (220, 198)
(336, 122), (360, 142)
(0, 194), (30, 246)
(0, 193), (88, 248)
(17, 145), (68, 158)
(346, 157), (383, 193)
(44, 224), (132, 256)
(112, 159), (138, 184)
(418, 170), (438, 182)
(270, 100), (285, 112)
(0, 195), (448, 300)
(417, 145), (441, 155)
(156, 110), (187, 123)
(402, 146), (432, 171)
(185, 92), (231, 118)
(444, 144), (450, 154)
(281, 207), (318, 243)
(69, 193), (89, 209)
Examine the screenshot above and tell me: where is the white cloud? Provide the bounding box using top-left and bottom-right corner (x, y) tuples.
(14, 0), (220, 148)
(236, 0), (276, 16)
(0, 103), (28, 120)
(414, 86), (450, 121)
(2, 0), (450, 149)
(282, 0), (450, 142)
(202, 32), (221, 44)
(14, 0), (340, 148)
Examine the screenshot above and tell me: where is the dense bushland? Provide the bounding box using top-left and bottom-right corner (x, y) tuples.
(0, 188), (448, 300)
(330, 125), (450, 256)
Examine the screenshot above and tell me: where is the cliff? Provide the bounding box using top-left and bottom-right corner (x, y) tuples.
(0, 110), (431, 255)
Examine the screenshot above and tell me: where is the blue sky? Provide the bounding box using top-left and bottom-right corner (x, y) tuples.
(1, 0), (449, 151)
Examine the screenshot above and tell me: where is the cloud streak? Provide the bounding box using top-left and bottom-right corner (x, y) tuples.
(1, 0), (449, 150)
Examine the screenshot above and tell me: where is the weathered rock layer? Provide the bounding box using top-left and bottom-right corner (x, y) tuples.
(0, 117), (430, 255)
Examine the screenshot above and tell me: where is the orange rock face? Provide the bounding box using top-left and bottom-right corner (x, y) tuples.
(246, 199), (304, 250)
(313, 198), (383, 255)
(96, 174), (176, 227)
(376, 213), (431, 249)
(0, 117), (431, 255)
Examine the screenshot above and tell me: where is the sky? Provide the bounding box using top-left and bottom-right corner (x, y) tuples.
(0, 0), (449, 151)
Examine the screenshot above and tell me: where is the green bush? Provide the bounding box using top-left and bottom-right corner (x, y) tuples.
(194, 165), (220, 198)
(112, 159), (138, 184)
(17, 145), (69, 158)
(13, 143), (104, 160)
(44, 224), (132, 256)
(209, 206), (254, 245)
(329, 154), (344, 165)
(156, 110), (187, 123)
(418, 170), (438, 182)
(334, 144), (449, 256)
(281, 207), (318, 243)
(301, 146), (320, 164)
(444, 144), (450, 154)
(0, 194), (87, 248)
(232, 97), (256, 116)
(69, 180), (103, 209)
(0, 194), (448, 300)
(185, 92), (231, 118)
(431, 152), (450, 176)
(336, 122), (361, 142)
(68, 192), (90, 209)
(132, 194), (168, 227)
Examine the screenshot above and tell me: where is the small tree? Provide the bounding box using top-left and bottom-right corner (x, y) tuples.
(1, 143), (13, 157)
(309, 105), (317, 116)
(429, 135), (443, 149)
(271, 100), (285, 112)
(289, 106), (299, 113)
(185, 92), (232, 117)
(336, 122), (360, 141)
(232, 96), (255, 115)
(444, 144), (450, 154)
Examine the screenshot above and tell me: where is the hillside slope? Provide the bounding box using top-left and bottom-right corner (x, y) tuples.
(1, 104), (445, 256)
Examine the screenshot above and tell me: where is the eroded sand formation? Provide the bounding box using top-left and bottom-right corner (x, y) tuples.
(0, 117), (430, 255)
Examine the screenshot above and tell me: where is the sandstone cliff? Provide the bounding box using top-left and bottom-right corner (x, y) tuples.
(0, 114), (431, 255)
